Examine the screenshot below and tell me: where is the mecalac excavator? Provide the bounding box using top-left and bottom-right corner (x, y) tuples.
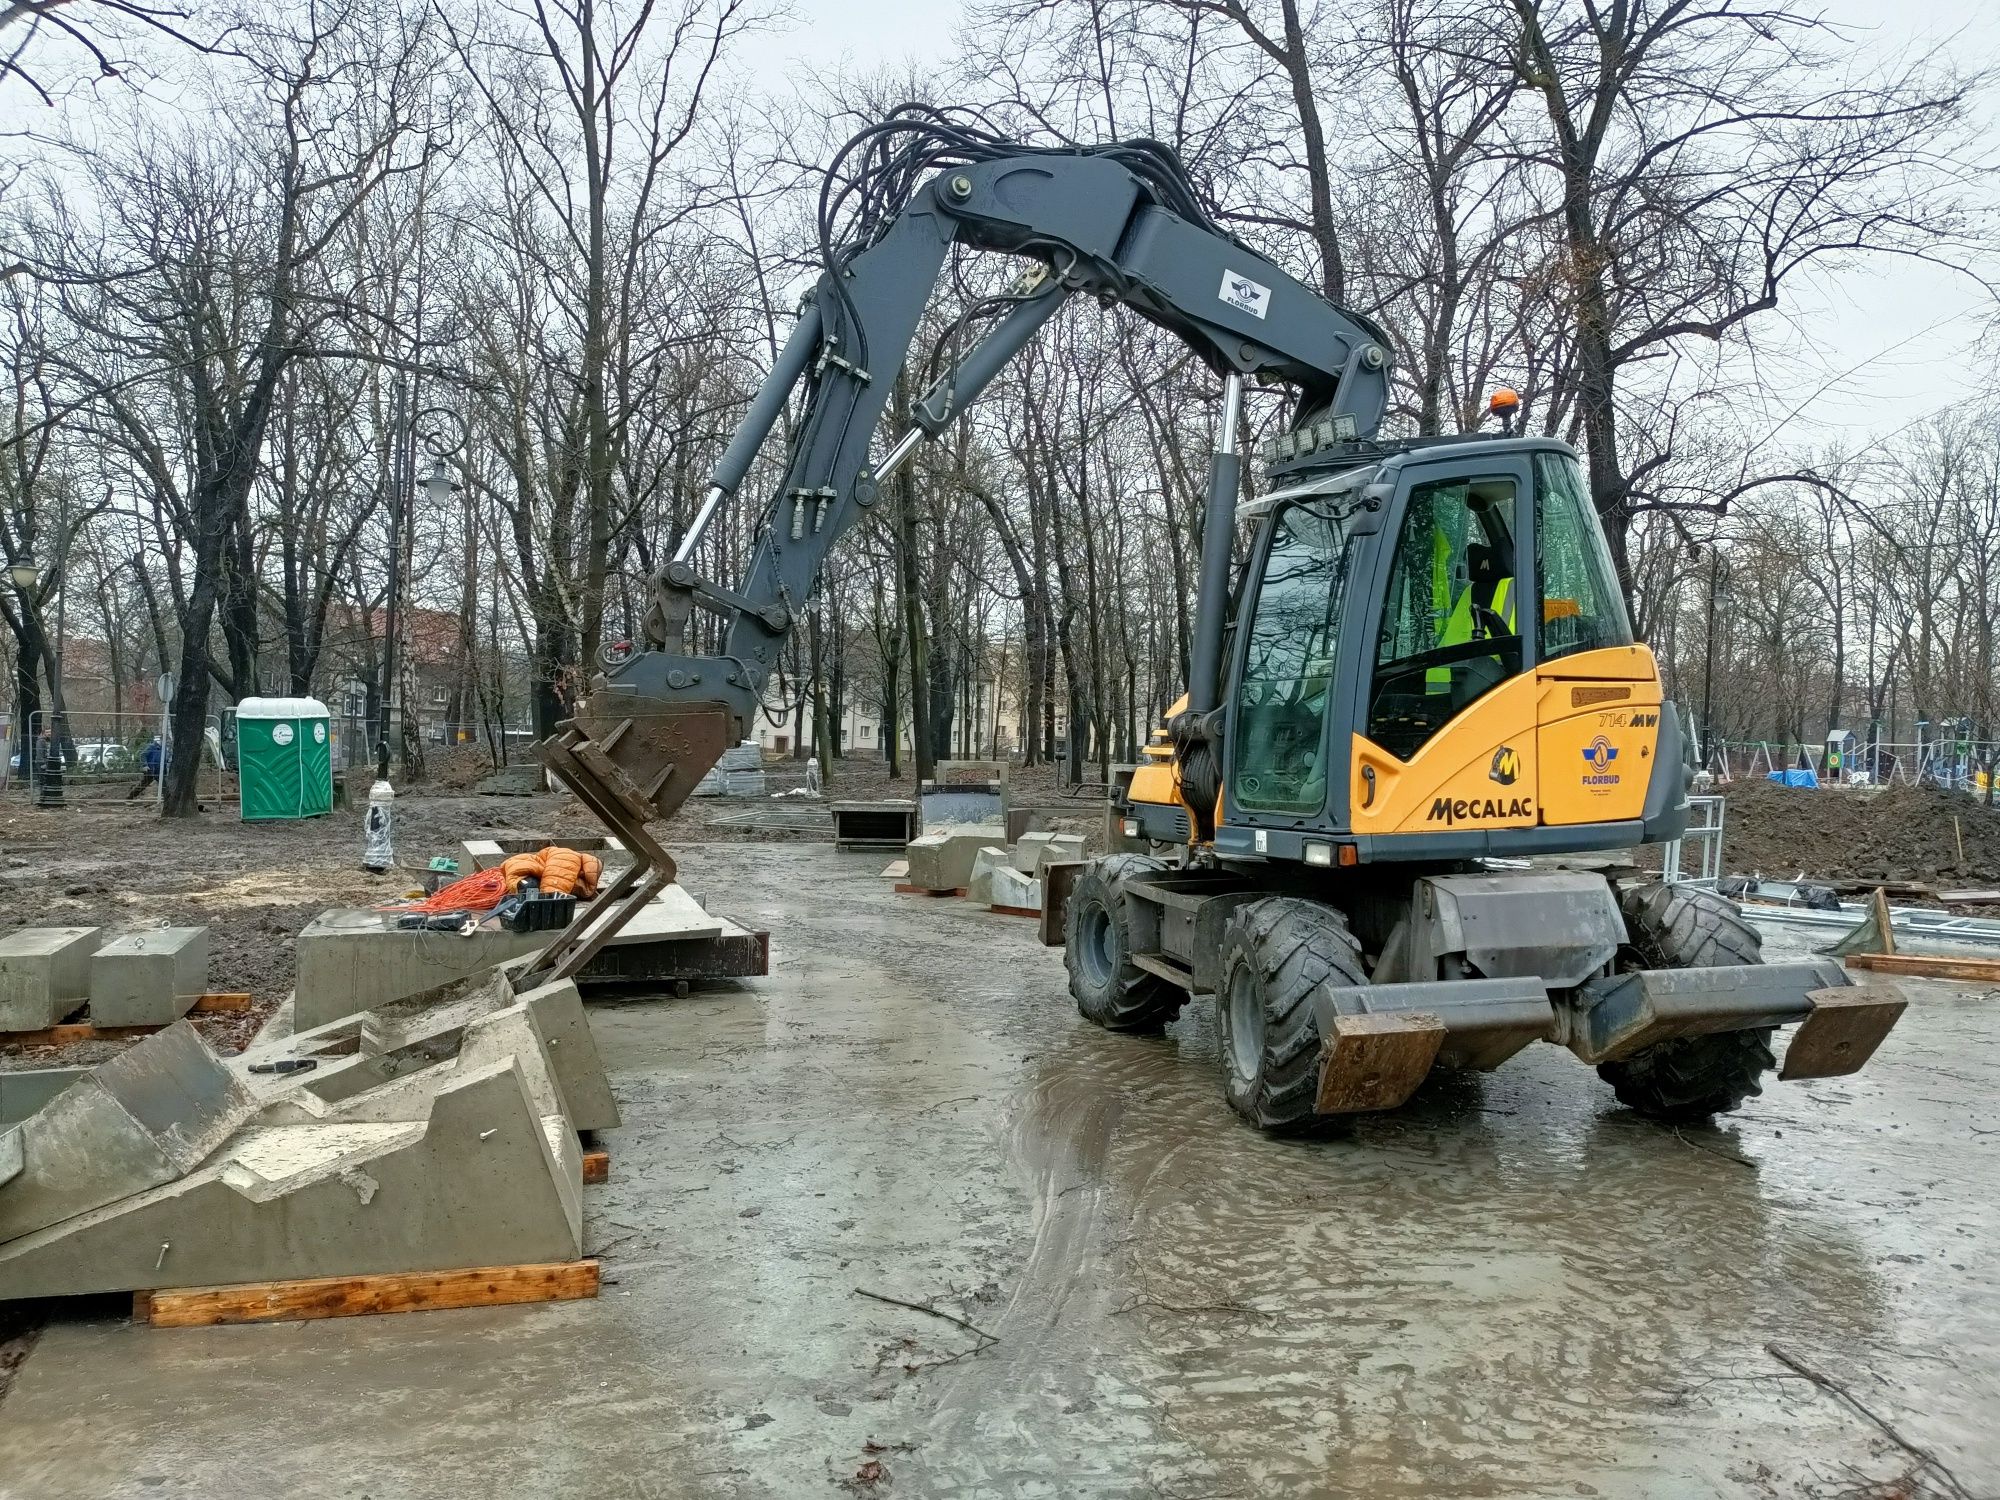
(516, 107), (1904, 1133)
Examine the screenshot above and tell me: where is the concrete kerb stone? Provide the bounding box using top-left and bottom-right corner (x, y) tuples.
(293, 909), (550, 1032)
(0, 927), (99, 1032)
(990, 864), (1043, 912)
(967, 846), (1011, 905)
(0, 1021), (259, 1244)
(0, 1054), (581, 1300)
(90, 928), (209, 1027)
(903, 826), (1009, 891)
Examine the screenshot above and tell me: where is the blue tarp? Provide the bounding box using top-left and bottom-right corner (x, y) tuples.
(1766, 769), (1820, 788)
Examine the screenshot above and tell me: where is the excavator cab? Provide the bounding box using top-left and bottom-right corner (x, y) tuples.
(1127, 435), (1678, 864)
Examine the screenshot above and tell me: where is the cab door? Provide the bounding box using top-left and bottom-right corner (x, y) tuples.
(1346, 457), (1543, 838)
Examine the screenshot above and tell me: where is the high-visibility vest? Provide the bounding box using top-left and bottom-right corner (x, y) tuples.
(1427, 576), (1514, 692)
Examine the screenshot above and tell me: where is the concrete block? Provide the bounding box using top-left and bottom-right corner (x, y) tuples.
(903, 827), (1006, 891)
(0, 1070), (86, 1127)
(0, 1054), (581, 1299)
(0, 1021), (258, 1243)
(461, 839), (506, 871)
(1032, 833), (1086, 876)
(293, 909), (550, 1031)
(1010, 832), (1060, 874)
(0, 927), (99, 1031)
(90, 928), (209, 1027)
(990, 865), (1043, 912)
(967, 846), (1011, 905)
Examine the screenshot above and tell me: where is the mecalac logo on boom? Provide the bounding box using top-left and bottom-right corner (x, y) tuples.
(1219, 269), (1272, 320)
(1581, 734), (1620, 791)
(1428, 794), (1533, 825)
(1489, 745), (1520, 785)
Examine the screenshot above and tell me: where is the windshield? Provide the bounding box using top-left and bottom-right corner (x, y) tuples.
(1231, 497), (1359, 815)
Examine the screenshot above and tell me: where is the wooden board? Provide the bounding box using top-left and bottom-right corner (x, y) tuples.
(1844, 951), (2000, 983)
(134, 1260), (600, 1327)
(893, 884), (967, 897)
(990, 904), (1040, 919)
(581, 1149), (610, 1185)
(3, 1021), (159, 1048)
(191, 992), (252, 1013)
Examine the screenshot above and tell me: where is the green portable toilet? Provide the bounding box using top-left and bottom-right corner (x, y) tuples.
(237, 696), (334, 820)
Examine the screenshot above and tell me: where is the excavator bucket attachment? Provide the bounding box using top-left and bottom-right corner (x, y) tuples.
(516, 691), (733, 987)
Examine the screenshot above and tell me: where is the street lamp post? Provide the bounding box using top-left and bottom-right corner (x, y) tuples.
(379, 381), (467, 774)
(5, 551), (35, 795)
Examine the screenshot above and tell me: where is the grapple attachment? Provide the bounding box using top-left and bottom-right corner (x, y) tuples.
(516, 691), (733, 987)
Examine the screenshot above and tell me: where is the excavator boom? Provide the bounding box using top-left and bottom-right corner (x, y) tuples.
(521, 111), (1392, 982)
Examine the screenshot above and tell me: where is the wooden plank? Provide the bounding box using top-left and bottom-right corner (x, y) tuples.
(136, 1260), (600, 1328)
(191, 993), (252, 1013)
(3, 1021), (159, 1048)
(892, 884), (966, 897)
(1845, 951), (2000, 983)
(990, 904), (1040, 919)
(581, 1149), (610, 1185)
(1872, 886), (1897, 955)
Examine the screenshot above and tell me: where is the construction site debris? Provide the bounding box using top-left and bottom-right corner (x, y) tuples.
(693, 741), (767, 798)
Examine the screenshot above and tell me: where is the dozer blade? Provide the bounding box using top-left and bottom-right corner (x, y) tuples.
(515, 691), (733, 988)
(1779, 985), (1908, 1080)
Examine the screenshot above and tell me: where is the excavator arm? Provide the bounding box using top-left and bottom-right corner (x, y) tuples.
(524, 114), (1395, 983)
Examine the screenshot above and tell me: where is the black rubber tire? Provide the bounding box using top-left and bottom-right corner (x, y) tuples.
(1216, 896), (1369, 1134)
(1597, 882), (1776, 1122)
(1066, 854), (1183, 1031)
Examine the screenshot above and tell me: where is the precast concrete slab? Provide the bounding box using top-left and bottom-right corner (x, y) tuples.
(990, 864), (1043, 911)
(0, 1069), (87, 1127)
(0, 1022), (257, 1244)
(294, 909), (550, 1031)
(967, 845), (1011, 905)
(246, 976), (618, 1133)
(90, 927), (209, 1027)
(903, 827), (1006, 891)
(0, 927), (99, 1031)
(0, 1055), (581, 1299)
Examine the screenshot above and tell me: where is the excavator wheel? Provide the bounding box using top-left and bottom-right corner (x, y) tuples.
(1066, 855), (1184, 1032)
(1598, 882), (1776, 1122)
(1216, 896), (1368, 1134)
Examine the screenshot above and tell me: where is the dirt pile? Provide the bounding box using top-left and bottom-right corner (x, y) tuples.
(1721, 778), (2000, 884)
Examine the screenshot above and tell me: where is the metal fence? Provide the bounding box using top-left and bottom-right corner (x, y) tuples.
(1707, 738), (2000, 794)
(1, 709), (228, 805)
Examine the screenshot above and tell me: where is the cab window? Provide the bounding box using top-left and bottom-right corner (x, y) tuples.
(1231, 497), (1356, 814)
(1367, 475), (1520, 760)
(1535, 452), (1632, 660)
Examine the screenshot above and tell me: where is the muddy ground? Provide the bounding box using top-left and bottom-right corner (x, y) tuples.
(0, 839), (1992, 1498)
(0, 755), (1089, 1068)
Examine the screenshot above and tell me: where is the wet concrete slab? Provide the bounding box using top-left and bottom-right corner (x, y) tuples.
(0, 843), (1994, 1498)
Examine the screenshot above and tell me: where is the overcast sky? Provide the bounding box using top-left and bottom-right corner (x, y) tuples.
(749, 0), (2000, 459)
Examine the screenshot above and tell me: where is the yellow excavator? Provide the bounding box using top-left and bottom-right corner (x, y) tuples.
(519, 108), (1905, 1133)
